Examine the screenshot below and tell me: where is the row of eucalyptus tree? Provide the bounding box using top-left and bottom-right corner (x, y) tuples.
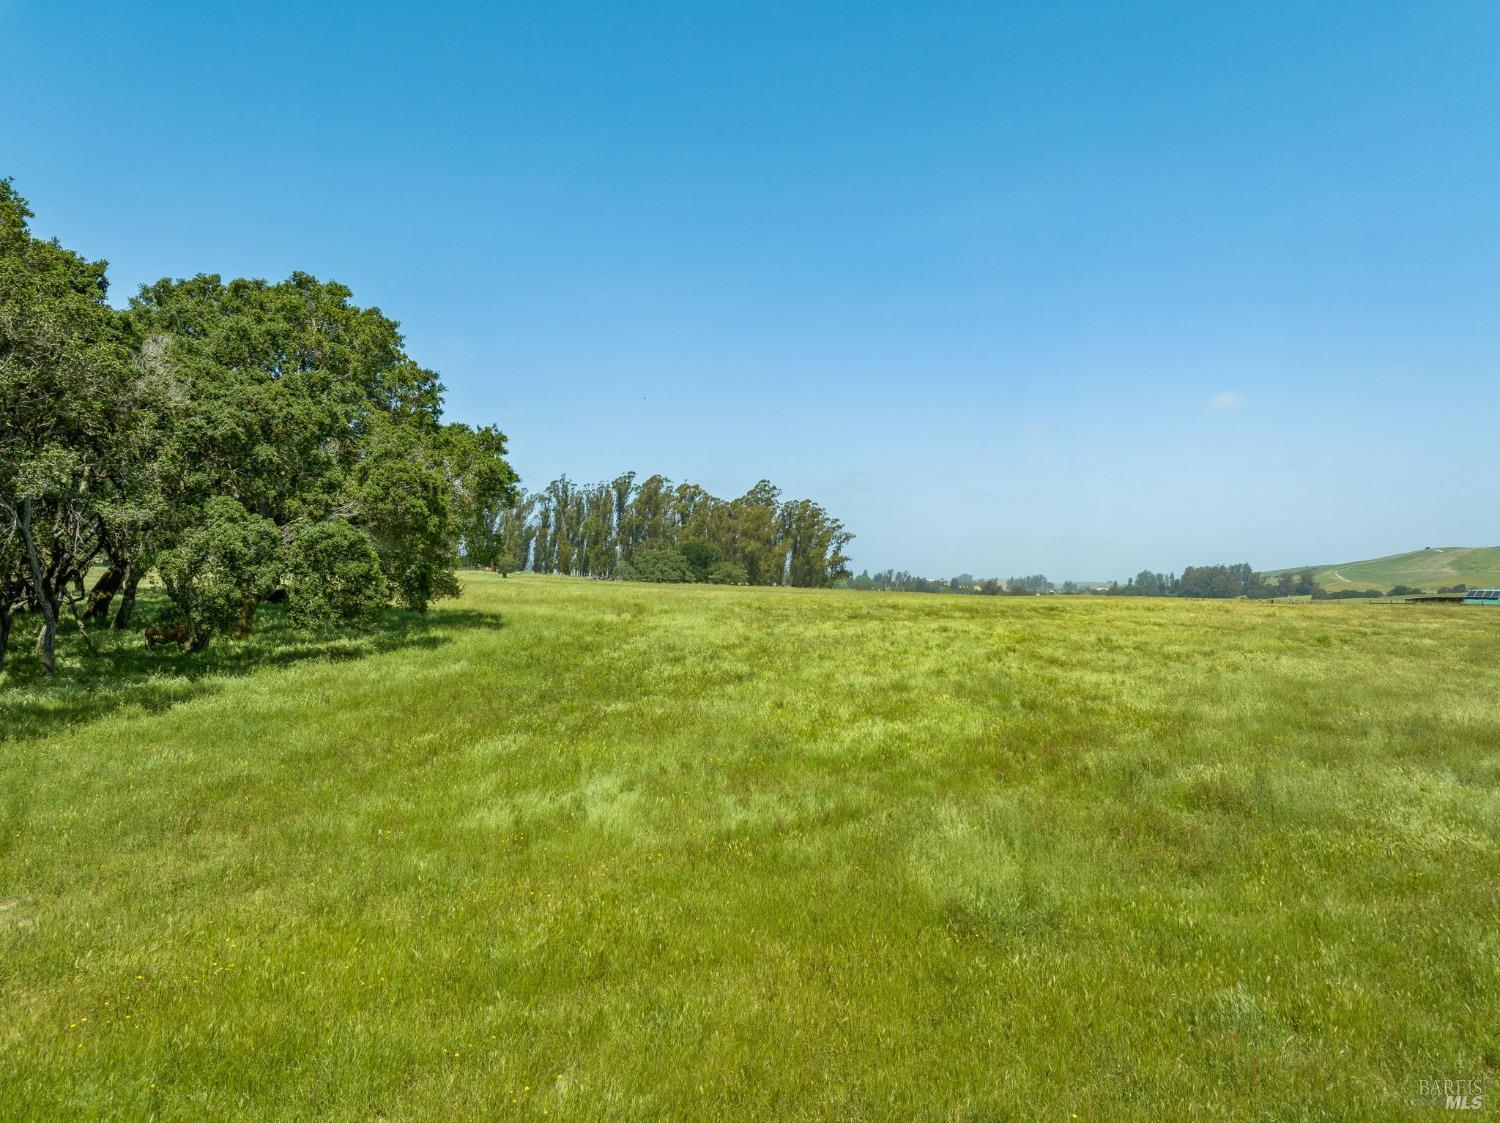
(465, 473), (852, 588)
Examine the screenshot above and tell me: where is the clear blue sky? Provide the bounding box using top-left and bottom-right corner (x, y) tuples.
(6, 1), (1498, 578)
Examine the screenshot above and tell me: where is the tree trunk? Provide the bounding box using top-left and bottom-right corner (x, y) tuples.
(33, 617), (57, 675)
(0, 609), (11, 669)
(112, 572), (141, 630)
(85, 564), (125, 620)
(236, 594), (259, 638)
(18, 499), (59, 675)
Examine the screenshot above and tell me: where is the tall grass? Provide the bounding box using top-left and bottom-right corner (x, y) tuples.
(2, 575), (1496, 1119)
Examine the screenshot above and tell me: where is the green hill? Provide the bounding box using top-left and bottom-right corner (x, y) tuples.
(1271, 545), (1500, 592)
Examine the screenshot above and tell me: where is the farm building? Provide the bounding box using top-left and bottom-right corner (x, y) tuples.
(1403, 589), (1500, 605)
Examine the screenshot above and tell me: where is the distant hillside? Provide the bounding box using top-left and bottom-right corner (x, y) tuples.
(1268, 546), (1500, 592)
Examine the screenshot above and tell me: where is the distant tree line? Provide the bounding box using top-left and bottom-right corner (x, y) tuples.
(2, 179), (516, 674)
(464, 474), (852, 588)
(847, 571), (1055, 595)
(1109, 564), (1293, 598)
(843, 561), (1450, 600)
(1108, 565), (1429, 599)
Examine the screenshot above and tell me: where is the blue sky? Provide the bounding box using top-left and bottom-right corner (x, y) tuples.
(6, 1), (1498, 578)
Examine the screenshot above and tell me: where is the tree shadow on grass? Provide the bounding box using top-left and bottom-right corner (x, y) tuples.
(0, 598), (503, 744)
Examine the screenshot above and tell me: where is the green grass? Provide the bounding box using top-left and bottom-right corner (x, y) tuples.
(1271, 545), (1500, 592)
(2, 575), (1497, 1120)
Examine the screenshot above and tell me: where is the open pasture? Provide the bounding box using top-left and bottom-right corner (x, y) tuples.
(2, 575), (1497, 1120)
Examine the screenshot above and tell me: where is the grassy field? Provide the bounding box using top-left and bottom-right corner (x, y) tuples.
(1271, 545), (1500, 593)
(2, 575), (1497, 1120)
